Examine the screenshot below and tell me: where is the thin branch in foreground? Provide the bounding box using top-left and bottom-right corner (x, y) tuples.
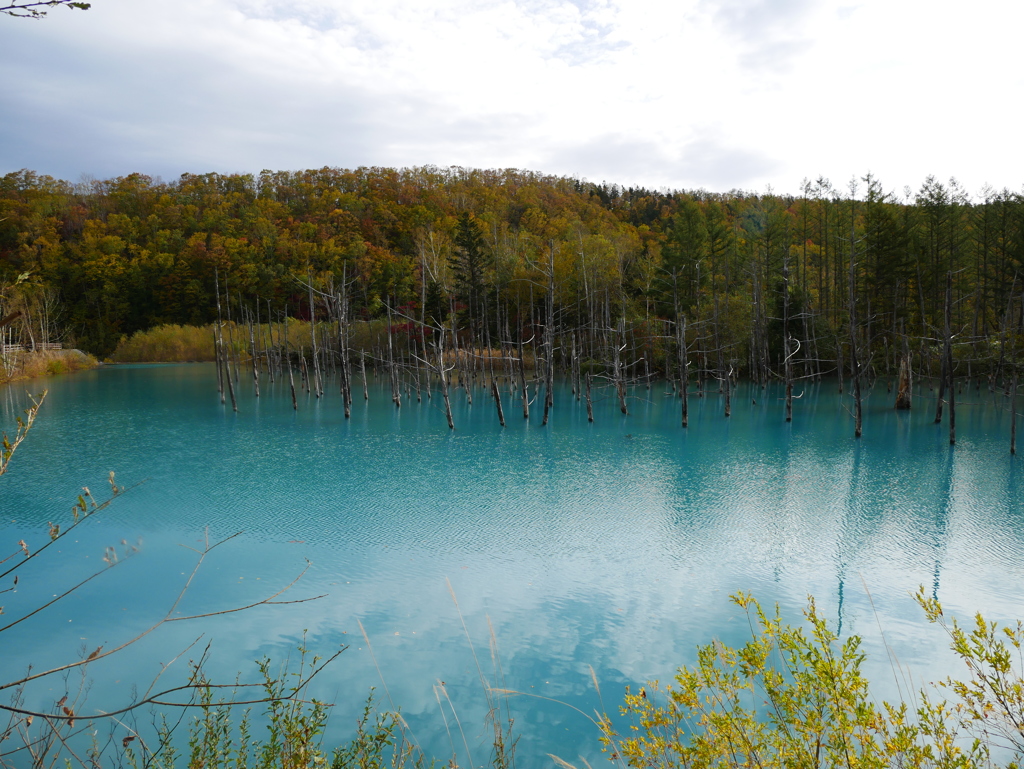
(0, 0), (89, 18)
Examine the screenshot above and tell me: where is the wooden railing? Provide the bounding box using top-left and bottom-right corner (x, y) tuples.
(1, 343), (63, 353)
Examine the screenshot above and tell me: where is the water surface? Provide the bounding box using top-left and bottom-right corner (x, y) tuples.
(2, 365), (1022, 765)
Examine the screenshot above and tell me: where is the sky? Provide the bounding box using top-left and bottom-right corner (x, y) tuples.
(1, 0), (1022, 196)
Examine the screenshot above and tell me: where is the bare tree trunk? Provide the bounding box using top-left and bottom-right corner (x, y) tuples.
(216, 331), (237, 412)
(542, 244), (555, 426)
(945, 272), (955, 444)
(837, 342), (844, 394)
(895, 326), (912, 410)
(336, 284), (352, 418)
(491, 378), (505, 427)
(249, 308), (260, 398)
(847, 211), (862, 438)
(438, 335), (454, 430)
(518, 334), (529, 420)
(264, 300), (276, 382)
(308, 280), (322, 398)
(361, 350), (369, 401)
(387, 302), (401, 408)
(214, 269), (225, 402)
(934, 353), (947, 423)
(412, 338), (422, 403)
(585, 371), (594, 422)
(1011, 374), (1018, 455)
(223, 338), (237, 412)
(285, 312), (297, 410)
(850, 342), (862, 438)
(214, 327), (224, 402)
(215, 272), (236, 411)
(723, 366), (732, 418)
(614, 316), (628, 415)
(677, 313), (688, 428)
(783, 252), (793, 422)
(785, 337), (794, 423)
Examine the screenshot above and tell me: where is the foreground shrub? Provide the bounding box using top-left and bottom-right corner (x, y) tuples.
(600, 591), (1020, 769)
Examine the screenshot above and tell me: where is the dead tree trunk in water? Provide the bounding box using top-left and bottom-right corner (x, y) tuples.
(299, 351), (309, 393)
(224, 289), (241, 387)
(837, 342), (845, 394)
(723, 366), (732, 418)
(214, 269), (225, 403)
(285, 312), (297, 410)
(934, 353), (947, 423)
(542, 243), (556, 427)
(517, 333), (529, 420)
(265, 300), (276, 383)
(850, 342), (862, 438)
(361, 350), (369, 401)
(224, 340), (238, 412)
(246, 308), (260, 398)
(308, 280), (322, 398)
(491, 378), (505, 427)
(412, 338), (423, 403)
(214, 327), (224, 402)
(387, 302), (401, 408)
(677, 313), (688, 428)
(782, 252), (794, 423)
(437, 333), (455, 430)
(1011, 375), (1018, 455)
(847, 208), (862, 438)
(613, 316), (628, 415)
(944, 272), (956, 445)
(895, 326), (912, 410)
(336, 285), (352, 418)
(585, 372), (594, 422)
(214, 271), (237, 412)
(785, 336), (796, 423)
(571, 332), (579, 400)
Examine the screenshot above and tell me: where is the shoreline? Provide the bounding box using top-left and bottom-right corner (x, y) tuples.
(0, 349), (100, 386)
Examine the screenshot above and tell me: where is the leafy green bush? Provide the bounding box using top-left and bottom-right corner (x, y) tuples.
(600, 591), (1021, 769)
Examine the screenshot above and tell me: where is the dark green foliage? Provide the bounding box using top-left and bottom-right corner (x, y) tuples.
(449, 211), (490, 327)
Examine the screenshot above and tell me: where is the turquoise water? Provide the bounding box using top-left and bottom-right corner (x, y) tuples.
(2, 365), (1023, 765)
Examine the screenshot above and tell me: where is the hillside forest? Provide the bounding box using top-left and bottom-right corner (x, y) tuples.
(2, 166), (1023, 403)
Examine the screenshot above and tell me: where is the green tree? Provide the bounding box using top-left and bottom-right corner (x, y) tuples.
(449, 212), (490, 330)
(661, 200), (708, 314)
(862, 174), (911, 352)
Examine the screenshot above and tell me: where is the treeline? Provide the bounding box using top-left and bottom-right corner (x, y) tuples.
(2, 166), (1023, 386)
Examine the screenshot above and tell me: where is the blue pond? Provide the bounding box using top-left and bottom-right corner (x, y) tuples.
(1, 364), (1023, 765)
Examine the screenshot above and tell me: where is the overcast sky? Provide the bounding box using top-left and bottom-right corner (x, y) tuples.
(2, 0), (1022, 196)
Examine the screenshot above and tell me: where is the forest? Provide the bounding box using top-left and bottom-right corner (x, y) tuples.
(1, 165), (1023, 403)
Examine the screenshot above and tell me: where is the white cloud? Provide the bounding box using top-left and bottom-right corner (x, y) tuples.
(1, 0), (1022, 194)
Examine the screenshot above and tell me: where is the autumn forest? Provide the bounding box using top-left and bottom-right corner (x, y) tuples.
(2, 165), (1023, 397)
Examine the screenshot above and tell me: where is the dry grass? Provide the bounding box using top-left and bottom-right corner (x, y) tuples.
(110, 324), (218, 362)
(0, 349), (99, 385)
(109, 321), (325, 363)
